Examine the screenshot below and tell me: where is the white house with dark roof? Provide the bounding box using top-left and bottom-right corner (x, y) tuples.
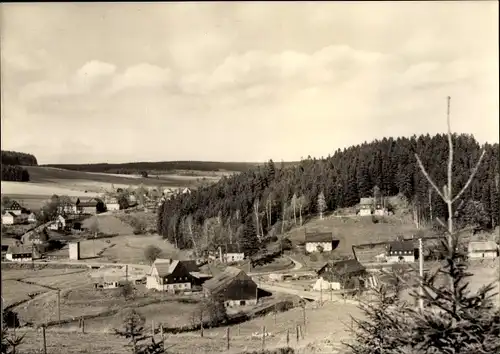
(146, 258), (194, 292)
(3, 200), (23, 216)
(222, 243), (245, 263)
(304, 231), (337, 253)
(386, 240), (415, 263)
(2, 211), (19, 225)
(468, 241), (499, 259)
(6, 244), (33, 262)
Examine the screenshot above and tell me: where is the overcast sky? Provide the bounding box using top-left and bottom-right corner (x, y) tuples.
(1, 2), (498, 164)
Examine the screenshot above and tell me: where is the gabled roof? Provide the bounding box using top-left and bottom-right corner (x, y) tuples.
(152, 258), (181, 277)
(305, 232), (333, 243)
(4, 200), (22, 209)
(468, 241), (498, 253)
(181, 260), (200, 273)
(2, 211), (18, 218)
(78, 198), (100, 207)
(319, 259), (366, 278)
(387, 241), (414, 253)
(203, 266), (249, 293)
(7, 244), (33, 255)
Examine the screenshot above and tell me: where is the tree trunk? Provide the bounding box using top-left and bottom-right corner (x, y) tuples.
(299, 205), (303, 226)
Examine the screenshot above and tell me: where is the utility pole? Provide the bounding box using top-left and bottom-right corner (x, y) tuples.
(419, 237), (424, 310)
(57, 289), (61, 322)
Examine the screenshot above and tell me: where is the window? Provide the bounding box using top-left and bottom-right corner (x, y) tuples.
(240, 300), (246, 306)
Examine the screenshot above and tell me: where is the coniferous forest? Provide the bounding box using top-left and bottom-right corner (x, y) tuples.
(0, 150), (37, 182)
(157, 134), (499, 254)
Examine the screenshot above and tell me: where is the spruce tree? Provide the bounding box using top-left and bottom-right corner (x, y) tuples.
(346, 97), (500, 354)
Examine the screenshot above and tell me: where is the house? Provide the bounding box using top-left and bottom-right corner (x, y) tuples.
(91, 266), (146, 289)
(3, 200), (23, 216)
(77, 198), (105, 215)
(104, 197), (120, 211)
(386, 240), (415, 263)
(222, 244), (245, 263)
(304, 231), (338, 253)
(127, 194), (138, 207)
(313, 259), (369, 291)
(2, 212), (19, 225)
(22, 227), (48, 245)
(181, 187), (191, 195)
(27, 212), (38, 224)
(179, 260), (212, 286)
(202, 267), (258, 307)
(358, 198), (373, 216)
(468, 241), (499, 259)
(6, 244), (33, 262)
(146, 258), (194, 292)
(57, 198), (79, 215)
(49, 215), (66, 231)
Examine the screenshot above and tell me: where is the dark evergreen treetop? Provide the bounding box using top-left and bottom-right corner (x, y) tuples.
(157, 134), (499, 250)
(1, 150), (38, 166)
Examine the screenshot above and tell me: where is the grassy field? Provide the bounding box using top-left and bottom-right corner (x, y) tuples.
(1, 280), (50, 308)
(1, 165), (226, 210)
(13, 300), (359, 354)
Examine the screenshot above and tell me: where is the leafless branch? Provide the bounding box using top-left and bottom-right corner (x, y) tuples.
(452, 150), (486, 203)
(415, 154), (446, 201)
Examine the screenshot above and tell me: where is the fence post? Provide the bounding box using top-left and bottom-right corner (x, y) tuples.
(151, 320), (155, 339)
(286, 328), (290, 347)
(261, 326), (266, 350)
(296, 325), (299, 343)
(160, 324), (164, 341)
(226, 327), (230, 350)
(81, 317), (85, 334)
(42, 325), (47, 354)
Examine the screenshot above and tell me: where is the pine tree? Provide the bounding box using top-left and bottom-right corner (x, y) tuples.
(346, 97), (500, 354)
(317, 191), (326, 220)
(241, 215), (259, 256)
(114, 309), (149, 354)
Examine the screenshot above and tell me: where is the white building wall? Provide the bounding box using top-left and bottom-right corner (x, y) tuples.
(313, 278), (341, 291)
(359, 209), (372, 216)
(8, 210), (22, 216)
(106, 203), (120, 211)
(387, 255), (415, 264)
(6, 254), (32, 262)
(305, 242), (333, 253)
(225, 299), (257, 307)
(224, 253), (245, 262)
(469, 251), (498, 259)
(145, 276), (191, 291)
(2, 216), (14, 225)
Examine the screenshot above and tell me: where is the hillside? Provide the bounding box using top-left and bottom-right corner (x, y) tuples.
(43, 160), (299, 174)
(1, 150), (37, 182)
(157, 133), (499, 253)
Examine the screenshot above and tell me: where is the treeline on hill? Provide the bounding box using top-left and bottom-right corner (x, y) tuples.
(1, 150), (37, 182)
(157, 134), (499, 255)
(43, 161), (278, 174)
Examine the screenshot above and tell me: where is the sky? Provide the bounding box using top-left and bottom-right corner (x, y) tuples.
(1, 2), (498, 165)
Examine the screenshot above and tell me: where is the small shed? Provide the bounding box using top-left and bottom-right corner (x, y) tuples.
(304, 231), (339, 253)
(468, 241), (499, 259)
(358, 198), (373, 216)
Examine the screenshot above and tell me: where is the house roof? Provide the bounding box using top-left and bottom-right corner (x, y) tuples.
(320, 259), (366, 277)
(305, 232), (333, 243)
(181, 260), (200, 273)
(3, 200), (21, 209)
(152, 258), (181, 277)
(387, 241), (414, 253)
(7, 244), (33, 255)
(78, 198), (99, 207)
(2, 211), (17, 218)
(468, 241), (498, 253)
(203, 266), (247, 293)
(360, 198), (373, 205)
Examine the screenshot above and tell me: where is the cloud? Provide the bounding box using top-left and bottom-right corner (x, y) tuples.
(106, 63), (173, 94)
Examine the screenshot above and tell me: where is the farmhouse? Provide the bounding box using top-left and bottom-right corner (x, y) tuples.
(2, 212), (19, 225)
(146, 258), (194, 293)
(180, 260), (212, 286)
(222, 244), (245, 263)
(203, 267), (258, 307)
(6, 244), (33, 262)
(3, 200), (23, 216)
(22, 228), (48, 245)
(358, 198), (373, 216)
(313, 259), (369, 291)
(57, 198), (79, 215)
(304, 231), (338, 253)
(77, 198), (105, 215)
(386, 240), (415, 263)
(104, 196), (120, 211)
(468, 241), (499, 259)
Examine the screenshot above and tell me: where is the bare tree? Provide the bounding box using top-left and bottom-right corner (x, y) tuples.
(291, 193), (298, 226)
(186, 215), (198, 258)
(253, 198), (260, 239)
(317, 191), (326, 220)
(415, 96), (485, 293)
